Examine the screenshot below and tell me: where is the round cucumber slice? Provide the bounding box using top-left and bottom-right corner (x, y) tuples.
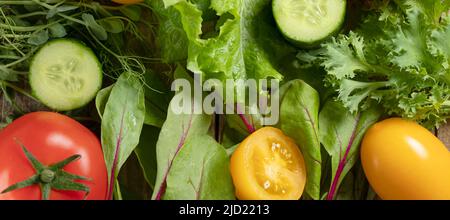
(30, 39), (102, 111)
(273, 0), (346, 48)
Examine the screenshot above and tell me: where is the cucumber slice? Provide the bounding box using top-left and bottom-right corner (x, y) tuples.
(273, 0), (346, 48)
(30, 39), (102, 111)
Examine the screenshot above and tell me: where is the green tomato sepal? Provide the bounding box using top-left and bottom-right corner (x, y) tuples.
(1, 139), (91, 200)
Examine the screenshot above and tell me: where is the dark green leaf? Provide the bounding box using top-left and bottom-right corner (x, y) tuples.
(46, 5), (78, 19)
(27, 29), (49, 45)
(142, 71), (170, 128)
(134, 125), (160, 191)
(57, 5), (79, 12)
(98, 19), (125, 34)
(48, 23), (67, 38)
(0, 66), (19, 81)
(92, 2), (114, 17)
(144, 101), (165, 127)
(119, 5), (142, 21)
(335, 162), (370, 200)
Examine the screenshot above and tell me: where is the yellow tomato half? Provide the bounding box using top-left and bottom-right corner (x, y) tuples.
(112, 0), (143, 4)
(230, 127), (306, 200)
(361, 118), (450, 200)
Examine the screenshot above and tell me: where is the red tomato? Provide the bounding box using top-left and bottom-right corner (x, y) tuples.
(0, 112), (107, 200)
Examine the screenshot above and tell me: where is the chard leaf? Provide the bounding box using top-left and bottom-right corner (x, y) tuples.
(152, 94), (212, 200)
(224, 103), (261, 137)
(95, 85), (114, 119)
(142, 71), (171, 128)
(164, 135), (235, 200)
(144, 101), (166, 128)
(335, 161), (370, 200)
(279, 80), (321, 199)
(164, 0), (295, 101)
(134, 125), (160, 191)
(101, 72), (146, 199)
(319, 100), (381, 200)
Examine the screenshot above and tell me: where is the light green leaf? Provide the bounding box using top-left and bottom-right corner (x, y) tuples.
(165, 0), (295, 101)
(322, 32), (371, 80)
(152, 94), (212, 199)
(430, 16), (450, 67)
(95, 85), (114, 119)
(338, 79), (390, 113)
(390, 9), (432, 70)
(279, 80), (321, 199)
(164, 135), (235, 200)
(101, 72), (146, 191)
(403, 0), (450, 24)
(319, 100), (381, 200)
(148, 0), (189, 62)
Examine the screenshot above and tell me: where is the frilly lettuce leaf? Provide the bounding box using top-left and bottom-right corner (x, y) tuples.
(321, 32), (373, 81)
(302, 1), (450, 128)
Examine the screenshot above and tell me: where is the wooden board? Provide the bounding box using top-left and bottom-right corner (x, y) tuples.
(436, 123), (450, 151)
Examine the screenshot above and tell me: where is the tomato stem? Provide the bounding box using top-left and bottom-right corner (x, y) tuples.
(40, 169), (55, 183)
(0, 139), (91, 200)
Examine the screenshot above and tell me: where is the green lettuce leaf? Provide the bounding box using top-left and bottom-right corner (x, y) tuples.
(148, 0), (189, 62)
(163, 0), (295, 101)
